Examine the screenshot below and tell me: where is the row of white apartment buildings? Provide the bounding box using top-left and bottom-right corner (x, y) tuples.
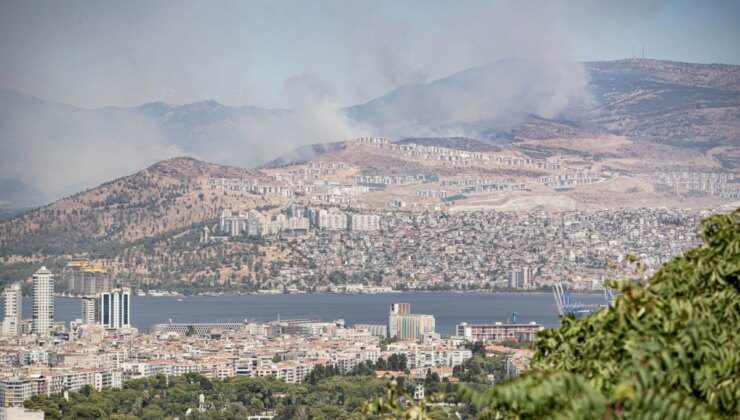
(383, 342), (472, 370)
(353, 137), (567, 170)
(657, 172), (739, 198)
(219, 209), (309, 237)
(357, 174), (432, 185)
(356, 137), (491, 165)
(456, 322), (544, 342)
(310, 209), (381, 232)
(539, 170), (604, 188)
(208, 177), (294, 197)
(218, 207), (381, 238)
(0, 370), (122, 407)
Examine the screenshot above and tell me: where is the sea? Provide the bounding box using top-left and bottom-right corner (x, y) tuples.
(0, 292), (606, 334)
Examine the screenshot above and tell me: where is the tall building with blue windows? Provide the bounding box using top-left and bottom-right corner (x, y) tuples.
(100, 288), (131, 330)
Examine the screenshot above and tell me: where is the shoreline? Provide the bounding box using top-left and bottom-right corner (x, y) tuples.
(52, 289), (604, 298)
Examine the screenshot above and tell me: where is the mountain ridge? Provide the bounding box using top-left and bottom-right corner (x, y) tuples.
(1, 58), (738, 207)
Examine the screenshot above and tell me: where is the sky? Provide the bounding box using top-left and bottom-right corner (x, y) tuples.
(0, 0), (738, 109)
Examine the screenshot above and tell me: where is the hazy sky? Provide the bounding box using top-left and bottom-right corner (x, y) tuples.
(1, 0), (738, 109)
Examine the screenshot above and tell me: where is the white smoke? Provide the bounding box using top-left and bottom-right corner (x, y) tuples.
(0, 1), (608, 204)
(0, 90), (182, 202)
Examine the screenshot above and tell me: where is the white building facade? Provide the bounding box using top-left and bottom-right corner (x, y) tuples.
(32, 267), (54, 335)
(1, 282), (22, 336)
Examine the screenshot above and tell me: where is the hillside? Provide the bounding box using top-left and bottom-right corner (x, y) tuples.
(584, 59), (740, 146)
(0, 157), (277, 255)
(396, 137), (501, 152)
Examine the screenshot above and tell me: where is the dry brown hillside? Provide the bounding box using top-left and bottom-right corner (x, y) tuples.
(0, 157), (281, 255)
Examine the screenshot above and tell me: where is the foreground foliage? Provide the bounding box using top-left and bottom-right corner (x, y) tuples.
(468, 211), (739, 418)
(25, 373), (390, 419)
(369, 210), (739, 418)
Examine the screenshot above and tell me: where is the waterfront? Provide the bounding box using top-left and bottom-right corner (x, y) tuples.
(1, 292), (605, 334)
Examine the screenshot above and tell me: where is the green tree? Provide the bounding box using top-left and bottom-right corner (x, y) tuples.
(185, 325), (196, 337)
(462, 210), (739, 419)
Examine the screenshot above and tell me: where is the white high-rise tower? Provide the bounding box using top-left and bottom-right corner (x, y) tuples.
(32, 266), (54, 335)
(2, 282), (22, 336)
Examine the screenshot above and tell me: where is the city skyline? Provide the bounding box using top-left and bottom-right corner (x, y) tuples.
(0, 1), (737, 417)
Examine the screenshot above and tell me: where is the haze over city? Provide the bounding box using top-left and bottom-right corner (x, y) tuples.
(0, 1), (738, 419)
(0, 0), (739, 202)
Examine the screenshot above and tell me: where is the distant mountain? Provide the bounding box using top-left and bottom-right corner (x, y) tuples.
(0, 90), (327, 205)
(0, 178), (44, 207)
(346, 58), (592, 140)
(101, 100), (293, 163)
(347, 58), (739, 145)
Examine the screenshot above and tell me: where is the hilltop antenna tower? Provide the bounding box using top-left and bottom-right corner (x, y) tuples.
(642, 45), (645, 59)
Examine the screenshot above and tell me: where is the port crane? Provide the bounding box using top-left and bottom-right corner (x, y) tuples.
(553, 282), (617, 318)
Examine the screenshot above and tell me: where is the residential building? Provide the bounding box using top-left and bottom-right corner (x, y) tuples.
(32, 267), (54, 335)
(456, 322), (544, 342)
(0, 377), (32, 407)
(349, 214), (381, 232)
(505, 350), (534, 378)
(508, 267), (530, 289)
(389, 303), (435, 340)
(1, 282), (22, 337)
(315, 209), (348, 230)
(354, 324), (388, 338)
(81, 296), (99, 325)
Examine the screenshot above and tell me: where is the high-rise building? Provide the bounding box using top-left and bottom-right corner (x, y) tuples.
(80, 297), (99, 325)
(508, 267), (530, 289)
(388, 303), (409, 338)
(1, 282), (22, 337)
(388, 303), (434, 339)
(100, 288), (131, 330)
(64, 261), (111, 296)
(32, 267), (54, 335)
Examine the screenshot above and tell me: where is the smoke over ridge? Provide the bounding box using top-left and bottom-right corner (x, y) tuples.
(0, 1), (605, 204)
